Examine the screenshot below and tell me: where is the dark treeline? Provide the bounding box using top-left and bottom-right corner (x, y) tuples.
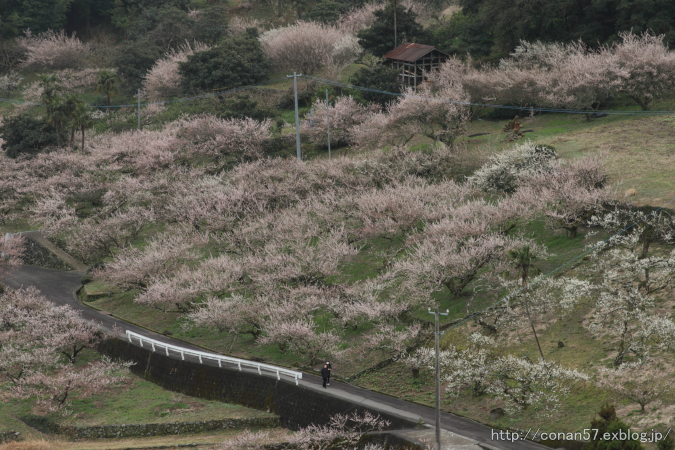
(435, 0), (675, 61)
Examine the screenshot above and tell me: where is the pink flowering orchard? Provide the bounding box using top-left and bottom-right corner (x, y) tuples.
(3, 16), (675, 434)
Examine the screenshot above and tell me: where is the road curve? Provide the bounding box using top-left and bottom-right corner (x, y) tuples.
(2, 264), (549, 450)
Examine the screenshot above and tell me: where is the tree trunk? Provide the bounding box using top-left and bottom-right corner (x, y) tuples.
(81, 125), (85, 151)
(628, 95), (650, 111)
(55, 123), (62, 146)
(641, 227), (653, 259)
(524, 297), (544, 360)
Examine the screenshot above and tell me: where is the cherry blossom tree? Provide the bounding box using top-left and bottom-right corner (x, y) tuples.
(94, 231), (202, 291)
(487, 355), (588, 414)
(259, 22), (361, 75)
(65, 206), (156, 262)
(439, 333), (587, 414)
(399, 347), (434, 378)
(37, 306), (102, 363)
(259, 318), (343, 366)
(143, 41), (210, 101)
(338, 3), (385, 33)
(11, 357), (133, 415)
(604, 32), (675, 111)
(496, 276), (593, 359)
(1, 233), (25, 272)
(468, 141), (558, 194)
(597, 362), (670, 412)
(184, 294), (268, 342)
(515, 155), (611, 238)
(440, 332), (500, 397)
(390, 233), (531, 301)
(301, 95), (377, 147)
(17, 29), (90, 70)
(587, 280), (675, 366)
(588, 206), (675, 260)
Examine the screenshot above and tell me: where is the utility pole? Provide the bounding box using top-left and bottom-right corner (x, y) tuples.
(287, 72), (303, 161)
(393, 0), (397, 48)
(326, 89), (331, 160)
(428, 307), (448, 450)
(137, 88), (141, 132)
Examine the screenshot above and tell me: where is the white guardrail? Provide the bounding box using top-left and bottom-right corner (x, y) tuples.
(125, 330), (303, 385)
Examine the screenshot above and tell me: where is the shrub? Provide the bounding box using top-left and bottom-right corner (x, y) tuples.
(215, 94), (278, 121)
(1, 114), (65, 158)
(113, 41), (163, 92)
(17, 29), (90, 70)
(178, 31), (272, 93)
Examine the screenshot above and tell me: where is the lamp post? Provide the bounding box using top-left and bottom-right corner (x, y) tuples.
(428, 307), (449, 450)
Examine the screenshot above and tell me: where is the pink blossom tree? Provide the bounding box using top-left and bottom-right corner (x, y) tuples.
(0, 233), (25, 273)
(597, 362), (670, 412)
(390, 233), (532, 301)
(143, 41), (210, 101)
(17, 29), (90, 70)
(11, 357), (133, 415)
(259, 318), (343, 366)
(604, 31), (675, 111)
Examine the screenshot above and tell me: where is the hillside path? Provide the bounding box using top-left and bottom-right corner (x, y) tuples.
(2, 263), (549, 450)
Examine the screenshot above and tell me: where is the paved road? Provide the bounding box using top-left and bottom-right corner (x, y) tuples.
(3, 264), (549, 450)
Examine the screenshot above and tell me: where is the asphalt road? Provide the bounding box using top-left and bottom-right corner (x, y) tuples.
(2, 264), (549, 450)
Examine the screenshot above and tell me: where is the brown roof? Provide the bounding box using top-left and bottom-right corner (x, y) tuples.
(383, 43), (447, 62)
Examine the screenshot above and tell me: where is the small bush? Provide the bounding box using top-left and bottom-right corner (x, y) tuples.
(1, 114), (65, 159)
(216, 94), (278, 121)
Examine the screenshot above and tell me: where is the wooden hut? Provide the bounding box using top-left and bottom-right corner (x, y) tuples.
(383, 43), (449, 89)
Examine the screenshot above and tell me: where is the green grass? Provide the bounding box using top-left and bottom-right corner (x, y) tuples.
(1, 349), (273, 435)
(57, 377), (274, 427)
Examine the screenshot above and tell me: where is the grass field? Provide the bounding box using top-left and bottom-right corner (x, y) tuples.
(0, 349), (275, 439)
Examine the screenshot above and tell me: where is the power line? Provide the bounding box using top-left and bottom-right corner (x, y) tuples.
(6, 73), (675, 115)
(304, 75), (675, 116)
(0, 76), (290, 109)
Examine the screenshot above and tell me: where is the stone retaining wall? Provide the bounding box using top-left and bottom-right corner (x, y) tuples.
(99, 338), (419, 431)
(20, 236), (74, 271)
(21, 415), (279, 439)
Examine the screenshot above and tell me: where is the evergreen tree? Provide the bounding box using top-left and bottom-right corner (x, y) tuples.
(357, 5), (435, 57)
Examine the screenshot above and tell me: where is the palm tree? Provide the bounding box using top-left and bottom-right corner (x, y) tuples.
(94, 70), (120, 106)
(47, 96), (67, 147)
(62, 94), (80, 147)
(507, 245), (545, 360)
(38, 74), (61, 105)
(38, 74), (63, 137)
(71, 101), (93, 151)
